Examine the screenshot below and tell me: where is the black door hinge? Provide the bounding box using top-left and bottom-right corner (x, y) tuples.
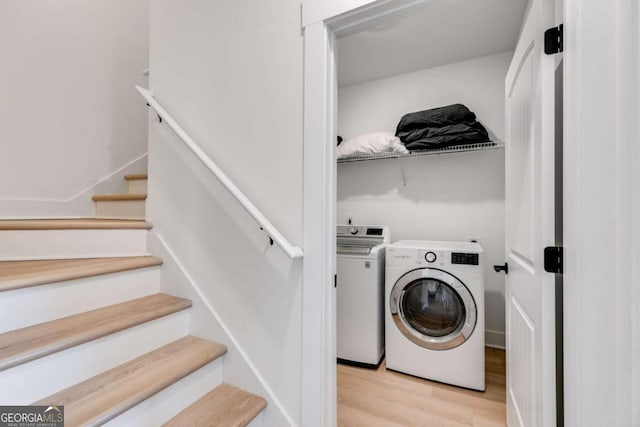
(544, 246), (563, 273)
(544, 24), (564, 55)
(334, 274), (337, 288)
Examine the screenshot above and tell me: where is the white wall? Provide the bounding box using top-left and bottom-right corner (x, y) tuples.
(0, 0), (149, 217)
(149, 0), (303, 424)
(337, 51), (512, 347)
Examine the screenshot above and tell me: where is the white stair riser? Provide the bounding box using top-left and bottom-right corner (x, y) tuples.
(127, 180), (148, 194)
(0, 311), (189, 404)
(103, 359), (223, 427)
(0, 268), (161, 334)
(0, 229), (149, 261)
(95, 200), (146, 220)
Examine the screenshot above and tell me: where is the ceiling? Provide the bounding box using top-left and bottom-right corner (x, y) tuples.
(337, 0), (528, 87)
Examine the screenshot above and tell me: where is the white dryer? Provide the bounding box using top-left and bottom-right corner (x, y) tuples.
(385, 240), (485, 390)
(337, 225), (389, 367)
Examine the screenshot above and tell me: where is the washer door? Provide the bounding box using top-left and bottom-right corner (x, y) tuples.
(390, 268), (477, 350)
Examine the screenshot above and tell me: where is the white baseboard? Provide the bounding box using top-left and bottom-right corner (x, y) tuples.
(148, 231), (296, 427)
(0, 153), (147, 219)
(485, 329), (506, 350)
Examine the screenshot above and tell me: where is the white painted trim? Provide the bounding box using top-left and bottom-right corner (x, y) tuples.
(304, 1), (639, 426)
(151, 232), (297, 426)
(302, 21), (337, 427)
(303, 0), (428, 28)
(624, 3), (640, 424)
(632, 16), (640, 423)
(135, 86), (302, 260)
(326, 0), (429, 36)
(615, 0), (640, 424)
(563, 0), (639, 425)
(0, 153), (148, 219)
(562, 1), (579, 422)
(485, 329), (506, 350)
(0, 153), (148, 203)
(303, 1), (490, 424)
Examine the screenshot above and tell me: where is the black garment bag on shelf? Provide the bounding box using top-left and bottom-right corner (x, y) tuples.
(395, 104), (490, 150)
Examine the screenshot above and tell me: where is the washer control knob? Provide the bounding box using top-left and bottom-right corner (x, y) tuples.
(350, 227), (358, 235)
(425, 251), (437, 263)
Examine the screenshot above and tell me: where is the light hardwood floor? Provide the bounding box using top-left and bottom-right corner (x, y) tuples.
(338, 347), (506, 427)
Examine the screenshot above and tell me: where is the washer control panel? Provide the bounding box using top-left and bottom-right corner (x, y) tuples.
(387, 241), (483, 269)
(337, 225), (387, 237)
(336, 225), (390, 247)
(451, 252), (479, 265)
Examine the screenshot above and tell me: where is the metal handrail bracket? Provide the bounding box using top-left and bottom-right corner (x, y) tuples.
(135, 85), (303, 260)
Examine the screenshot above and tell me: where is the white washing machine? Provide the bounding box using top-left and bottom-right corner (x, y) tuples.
(337, 225), (390, 367)
(385, 240), (485, 390)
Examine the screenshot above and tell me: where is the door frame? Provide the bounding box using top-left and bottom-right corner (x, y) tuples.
(302, 3), (435, 425)
(301, 0), (640, 426)
(562, 0), (640, 426)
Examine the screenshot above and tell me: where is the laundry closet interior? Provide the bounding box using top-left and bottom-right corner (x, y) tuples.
(333, 0), (529, 424)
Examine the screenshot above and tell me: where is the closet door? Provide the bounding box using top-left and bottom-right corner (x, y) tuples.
(504, 0), (557, 426)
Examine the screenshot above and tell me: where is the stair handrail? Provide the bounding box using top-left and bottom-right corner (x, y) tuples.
(135, 86), (303, 260)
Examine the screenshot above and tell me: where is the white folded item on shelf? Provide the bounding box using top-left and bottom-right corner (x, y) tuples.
(337, 131), (409, 159)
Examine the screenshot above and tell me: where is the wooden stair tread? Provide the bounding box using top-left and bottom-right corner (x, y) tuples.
(124, 174), (148, 181)
(35, 336), (227, 426)
(92, 193), (147, 202)
(164, 383), (267, 427)
(0, 294), (191, 372)
(0, 219), (152, 230)
(0, 256), (162, 292)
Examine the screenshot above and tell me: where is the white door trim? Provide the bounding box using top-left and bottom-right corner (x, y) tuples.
(562, 0), (639, 426)
(302, 3), (436, 425)
(302, 0), (640, 425)
(302, 21), (337, 427)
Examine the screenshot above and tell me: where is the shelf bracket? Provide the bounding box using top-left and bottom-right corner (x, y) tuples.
(400, 160), (407, 187)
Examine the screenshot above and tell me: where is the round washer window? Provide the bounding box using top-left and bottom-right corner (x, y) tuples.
(401, 278), (466, 338)
(390, 267), (477, 350)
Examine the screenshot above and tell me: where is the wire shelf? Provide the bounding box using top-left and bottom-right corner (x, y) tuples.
(337, 141), (504, 163)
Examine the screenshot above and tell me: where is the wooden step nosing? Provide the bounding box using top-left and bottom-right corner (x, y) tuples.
(0, 257), (163, 292)
(89, 358), (223, 426)
(124, 174), (148, 181)
(163, 383), (267, 427)
(0, 294), (192, 372)
(92, 194), (147, 202)
(3, 313), (184, 373)
(0, 219), (152, 230)
(35, 337), (227, 426)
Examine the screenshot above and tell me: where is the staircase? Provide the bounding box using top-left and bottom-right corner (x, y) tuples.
(92, 174), (148, 220)
(0, 173), (267, 426)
